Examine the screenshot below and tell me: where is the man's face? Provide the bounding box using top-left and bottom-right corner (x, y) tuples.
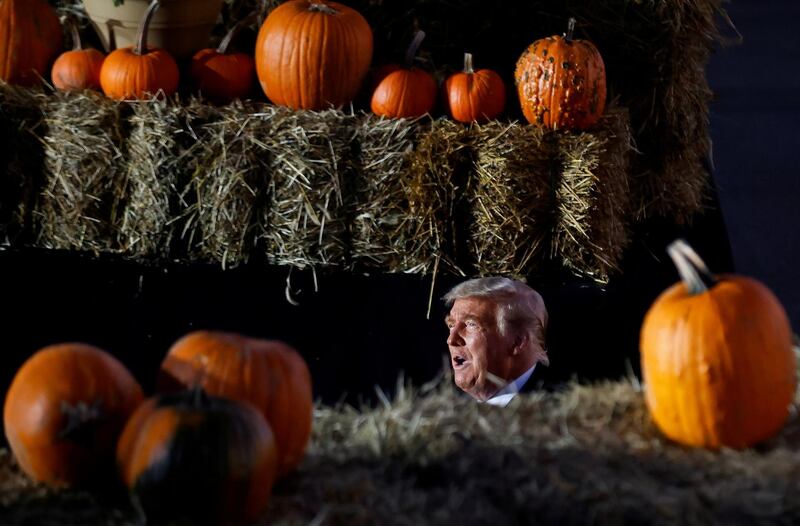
(445, 296), (516, 401)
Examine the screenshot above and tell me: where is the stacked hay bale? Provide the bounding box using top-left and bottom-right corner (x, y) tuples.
(120, 97), (219, 261)
(350, 114), (424, 272)
(553, 107), (633, 281)
(0, 83), (45, 244)
(259, 108), (356, 269)
(464, 107), (633, 283)
(24, 0), (726, 278)
(467, 122), (556, 279)
(33, 91), (127, 255)
(183, 101), (270, 269)
(352, 117), (467, 276)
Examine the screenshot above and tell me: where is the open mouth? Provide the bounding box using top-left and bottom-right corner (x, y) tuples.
(452, 355), (469, 368)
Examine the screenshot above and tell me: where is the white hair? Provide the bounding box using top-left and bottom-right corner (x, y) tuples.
(443, 277), (549, 366)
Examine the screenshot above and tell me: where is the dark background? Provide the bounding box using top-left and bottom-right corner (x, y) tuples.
(0, 0), (796, 411)
(707, 0), (800, 333)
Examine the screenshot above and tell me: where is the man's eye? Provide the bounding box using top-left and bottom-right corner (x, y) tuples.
(466, 321), (478, 328)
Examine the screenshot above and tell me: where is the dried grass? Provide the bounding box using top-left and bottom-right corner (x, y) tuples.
(403, 119), (471, 276)
(0, 82), (45, 245)
(260, 108), (356, 269)
(47, 0), (725, 228)
(266, 367), (800, 525)
(120, 96), (216, 261)
(467, 122), (556, 279)
(33, 91), (127, 255)
(350, 114), (423, 272)
(2, 366), (798, 525)
(553, 107), (634, 282)
(183, 101), (269, 269)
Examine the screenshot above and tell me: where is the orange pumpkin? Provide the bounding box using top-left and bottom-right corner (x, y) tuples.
(515, 18), (606, 129)
(443, 52), (506, 123)
(0, 0), (62, 86)
(640, 239), (797, 449)
(191, 13), (257, 103)
(255, 0), (373, 110)
(100, 0), (179, 100)
(371, 31), (437, 119)
(51, 17), (105, 92)
(3, 343), (143, 487)
(157, 331), (312, 476)
(117, 389), (277, 525)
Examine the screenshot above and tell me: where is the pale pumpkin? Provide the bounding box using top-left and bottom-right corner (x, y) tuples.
(255, 0), (373, 110)
(0, 0), (62, 86)
(640, 239), (797, 449)
(515, 18), (606, 129)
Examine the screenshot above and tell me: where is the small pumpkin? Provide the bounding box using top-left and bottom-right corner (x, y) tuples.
(255, 0), (373, 110)
(0, 0), (62, 86)
(157, 331), (312, 476)
(371, 30), (437, 119)
(443, 52), (506, 123)
(3, 343), (143, 487)
(514, 18), (606, 129)
(51, 16), (106, 92)
(117, 389), (277, 525)
(100, 0), (179, 100)
(640, 239), (797, 449)
(191, 13), (257, 103)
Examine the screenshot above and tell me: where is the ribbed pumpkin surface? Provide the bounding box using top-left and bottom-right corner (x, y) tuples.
(0, 0), (62, 86)
(641, 276), (796, 449)
(255, 0), (373, 110)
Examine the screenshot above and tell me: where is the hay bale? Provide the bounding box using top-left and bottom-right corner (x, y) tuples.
(467, 122), (556, 278)
(51, 0), (724, 226)
(33, 91), (127, 255)
(0, 82), (46, 245)
(2, 359), (799, 524)
(580, 0), (720, 223)
(260, 108), (355, 269)
(183, 101), (270, 268)
(263, 371), (800, 525)
(401, 119), (471, 276)
(120, 97), (216, 261)
(350, 114), (427, 272)
(553, 107), (634, 282)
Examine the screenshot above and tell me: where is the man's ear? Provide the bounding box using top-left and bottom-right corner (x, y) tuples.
(511, 332), (529, 355)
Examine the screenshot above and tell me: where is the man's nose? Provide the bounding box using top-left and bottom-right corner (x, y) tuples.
(447, 325), (464, 346)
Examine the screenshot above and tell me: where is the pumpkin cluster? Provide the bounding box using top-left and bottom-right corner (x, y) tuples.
(1, 0), (607, 127)
(3, 331), (312, 525)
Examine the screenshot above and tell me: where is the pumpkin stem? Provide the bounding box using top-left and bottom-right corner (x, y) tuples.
(217, 12), (258, 54)
(666, 239), (718, 295)
(65, 16), (83, 52)
(308, 1), (338, 15)
(134, 0), (161, 56)
(405, 30), (426, 66)
(565, 17), (576, 43)
(463, 52), (474, 74)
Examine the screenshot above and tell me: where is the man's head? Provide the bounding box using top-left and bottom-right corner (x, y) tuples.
(443, 277), (548, 401)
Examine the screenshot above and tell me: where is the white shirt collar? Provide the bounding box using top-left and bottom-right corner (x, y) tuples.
(483, 365), (536, 407)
